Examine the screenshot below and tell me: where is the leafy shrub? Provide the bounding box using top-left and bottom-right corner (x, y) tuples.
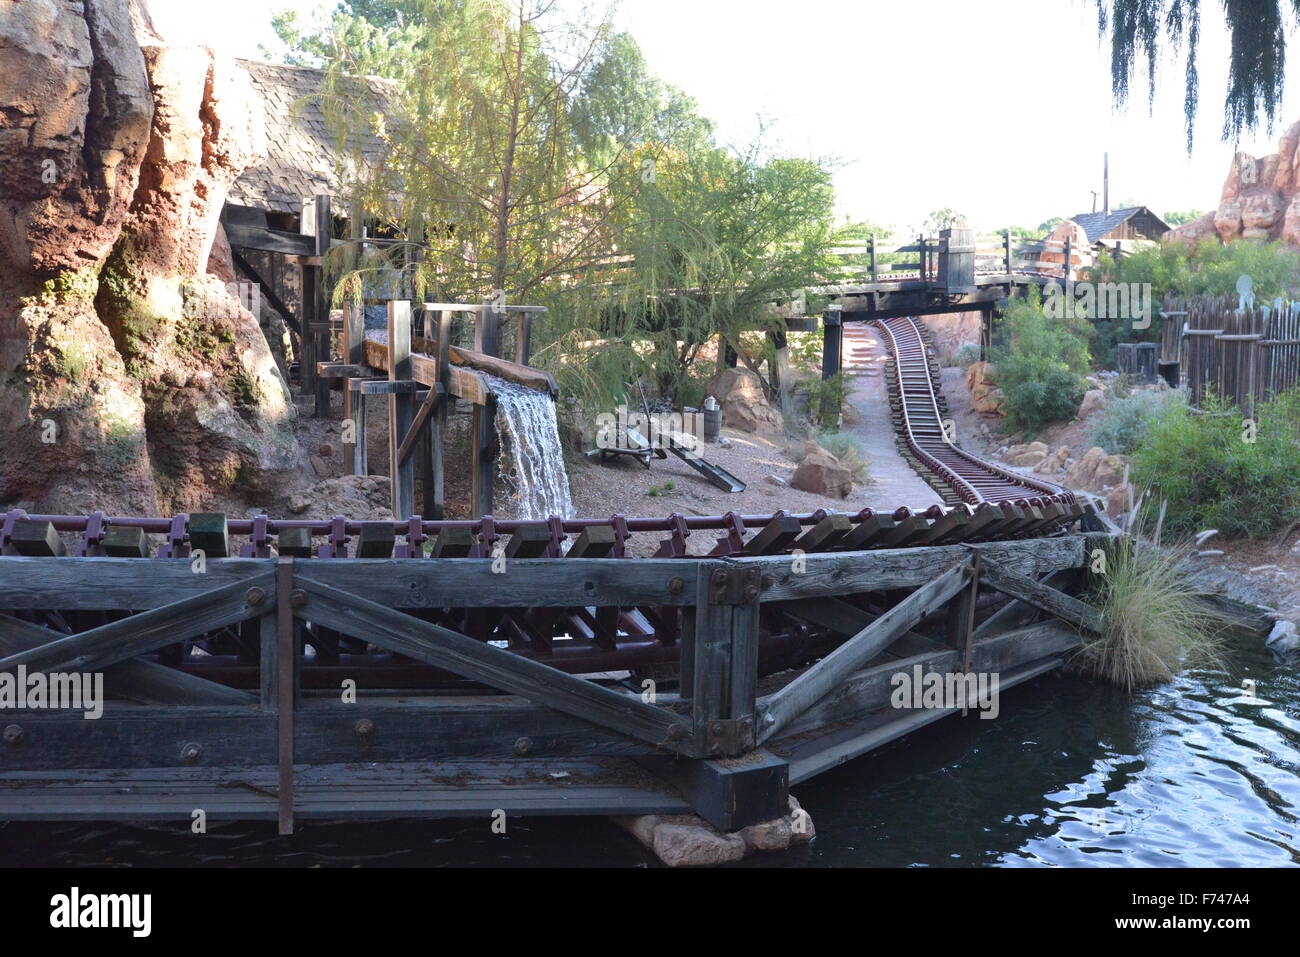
(951, 343), (982, 369)
(798, 372), (851, 429)
(1131, 389), (1300, 539)
(812, 428), (870, 483)
(1088, 389), (1179, 454)
(991, 290), (1091, 432)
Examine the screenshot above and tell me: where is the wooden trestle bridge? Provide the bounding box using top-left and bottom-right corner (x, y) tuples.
(0, 507), (1109, 832)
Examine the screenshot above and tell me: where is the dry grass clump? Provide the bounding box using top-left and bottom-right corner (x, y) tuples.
(1074, 505), (1227, 690)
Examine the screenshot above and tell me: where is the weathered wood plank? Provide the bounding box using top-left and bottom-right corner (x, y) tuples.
(295, 577), (687, 751)
(0, 558), (276, 609)
(740, 535), (1087, 601)
(294, 556), (699, 607)
(0, 759), (687, 819)
(0, 698), (667, 771)
(758, 559), (973, 742)
(980, 557), (1102, 634)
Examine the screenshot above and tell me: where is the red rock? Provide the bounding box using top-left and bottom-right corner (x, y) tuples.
(704, 367), (784, 437)
(790, 440), (853, 498)
(965, 361), (1004, 415)
(1168, 117), (1300, 248)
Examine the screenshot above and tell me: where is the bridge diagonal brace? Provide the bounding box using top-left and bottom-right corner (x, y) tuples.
(757, 557), (973, 744)
(293, 576), (692, 753)
(978, 557), (1103, 634)
(0, 573), (277, 676)
(0, 612), (255, 705)
(396, 382), (445, 465)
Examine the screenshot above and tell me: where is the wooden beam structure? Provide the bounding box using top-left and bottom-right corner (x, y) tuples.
(0, 527), (1107, 829)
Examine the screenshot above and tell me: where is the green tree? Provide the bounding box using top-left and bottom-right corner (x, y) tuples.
(1096, 0), (1300, 149)
(324, 0), (637, 304)
(266, 1), (432, 69)
(922, 208), (965, 234)
(1162, 208), (1205, 226)
(558, 139), (839, 402)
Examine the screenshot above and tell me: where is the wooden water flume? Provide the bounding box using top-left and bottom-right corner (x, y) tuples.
(316, 299), (557, 520)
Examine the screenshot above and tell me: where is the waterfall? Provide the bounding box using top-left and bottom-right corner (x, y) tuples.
(484, 373), (574, 520)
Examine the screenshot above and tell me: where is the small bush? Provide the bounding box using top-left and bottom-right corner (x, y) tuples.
(1088, 389), (1179, 455)
(1087, 238), (1300, 367)
(951, 343), (982, 369)
(812, 428), (870, 483)
(991, 290), (1092, 432)
(799, 373), (851, 429)
(1076, 521), (1226, 690)
(1131, 389), (1300, 539)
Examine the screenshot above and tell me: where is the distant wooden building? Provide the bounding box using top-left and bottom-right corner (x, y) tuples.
(1065, 205), (1170, 254)
(228, 58), (394, 232)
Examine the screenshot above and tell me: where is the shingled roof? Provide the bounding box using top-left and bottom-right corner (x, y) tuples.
(229, 59), (398, 216)
(1066, 206), (1169, 244)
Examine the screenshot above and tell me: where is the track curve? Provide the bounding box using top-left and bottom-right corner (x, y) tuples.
(873, 317), (1075, 510)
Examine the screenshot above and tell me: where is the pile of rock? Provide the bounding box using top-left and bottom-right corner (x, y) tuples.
(614, 795), (814, 867)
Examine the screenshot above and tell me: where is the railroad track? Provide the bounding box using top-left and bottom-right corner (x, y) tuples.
(874, 316), (1075, 514)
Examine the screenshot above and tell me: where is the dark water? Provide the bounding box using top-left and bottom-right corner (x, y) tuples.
(2, 635), (1297, 867)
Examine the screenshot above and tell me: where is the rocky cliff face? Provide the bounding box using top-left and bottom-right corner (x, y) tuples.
(1167, 117), (1300, 247)
(0, 0), (298, 515)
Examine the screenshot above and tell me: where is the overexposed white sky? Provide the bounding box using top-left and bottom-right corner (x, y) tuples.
(146, 0), (1299, 232)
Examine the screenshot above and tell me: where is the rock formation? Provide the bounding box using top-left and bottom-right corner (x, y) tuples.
(1167, 116), (1300, 247)
(918, 311), (980, 360)
(0, 0), (298, 515)
(965, 361), (1004, 415)
(703, 367), (784, 437)
(790, 439), (853, 498)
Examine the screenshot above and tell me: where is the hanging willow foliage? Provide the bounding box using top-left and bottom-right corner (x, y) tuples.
(1097, 0), (1300, 150)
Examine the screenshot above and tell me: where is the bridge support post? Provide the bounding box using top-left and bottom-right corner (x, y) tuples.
(821, 305), (842, 378)
(820, 305), (842, 425)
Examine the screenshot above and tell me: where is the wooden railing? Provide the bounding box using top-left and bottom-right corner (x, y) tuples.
(825, 231), (1093, 285)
